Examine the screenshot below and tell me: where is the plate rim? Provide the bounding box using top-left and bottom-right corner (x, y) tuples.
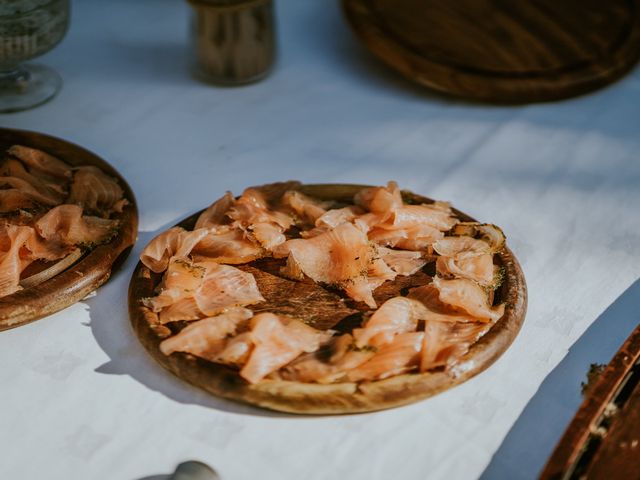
(342, 0), (640, 103)
(128, 183), (527, 414)
(0, 127), (139, 331)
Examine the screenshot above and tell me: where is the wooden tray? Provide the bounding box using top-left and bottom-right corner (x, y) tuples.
(541, 322), (640, 479)
(128, 184), (527, 414)
(342, 0), (640, 103)
(0, 128), (138, 331)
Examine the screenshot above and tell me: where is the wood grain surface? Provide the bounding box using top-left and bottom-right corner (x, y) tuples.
(343, 0), (640, 103)
(128, 184), (527, 414)
(541, 323), (640, 479)
(0, 128), (138, 331)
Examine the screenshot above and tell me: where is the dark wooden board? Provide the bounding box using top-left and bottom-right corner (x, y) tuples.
(343, 0), (640, 103)
(541, 323), (640, 479)
(128, 184), (527, 414)
(0, 128), (138, 331)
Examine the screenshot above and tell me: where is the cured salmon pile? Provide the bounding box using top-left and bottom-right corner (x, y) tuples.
(140, 182), (507, 384)
(0, 145), (127, 298)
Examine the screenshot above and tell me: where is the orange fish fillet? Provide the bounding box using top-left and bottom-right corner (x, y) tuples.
(420, 320), (493, 372)
(36, 204), (118, 247)
(0, 225), (34, 297)
(139, 227), (210, 273)
(8, 145), (72, 180)
(354, 181), (403, 213)
(195, 191), (234, 229)
(347, 332), (424, 382)
(281, 190), (329, 225)
(193, 261), (265, 316)
(159, 307), (253, 359)
(431, 276), (504, 322)
(353, 296), (427, 347)
(67, 166), (125, 215)
(279, 334), (374, 383)
(240, 312), (331, 384)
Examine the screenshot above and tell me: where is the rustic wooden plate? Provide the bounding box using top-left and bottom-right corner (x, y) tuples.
(0, 128), (138, 331)
(129, 184), (527, 414)
(541, 323), (640, 479)
(342, 0), (640, 103)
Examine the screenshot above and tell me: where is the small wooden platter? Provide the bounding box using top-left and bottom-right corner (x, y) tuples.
(342, 0), (640, 103)
(0, 128), (138, 331)
(129, 184), (527, 414)
(541, 322), (640, 479)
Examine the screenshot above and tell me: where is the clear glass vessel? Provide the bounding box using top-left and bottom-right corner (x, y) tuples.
(188, 0), (275, 85)
(0, 0), (70, 113)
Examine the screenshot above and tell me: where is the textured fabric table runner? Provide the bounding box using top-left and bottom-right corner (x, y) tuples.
(2, 1), (640, 479)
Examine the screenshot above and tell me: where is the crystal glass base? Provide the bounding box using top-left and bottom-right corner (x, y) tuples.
(0, 64), (62, 113)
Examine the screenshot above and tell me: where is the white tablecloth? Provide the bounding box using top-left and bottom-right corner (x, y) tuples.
(2, 1), (640, 479)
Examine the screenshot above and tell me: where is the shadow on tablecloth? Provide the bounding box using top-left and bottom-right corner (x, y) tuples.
(481, 278), (640, 480)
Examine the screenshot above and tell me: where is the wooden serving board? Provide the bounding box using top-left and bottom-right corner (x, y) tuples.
(541, 322), (640, 479)
(0, 128), (138, 331)
(342, 0), (640, 103)
(128, 184), (527, 414)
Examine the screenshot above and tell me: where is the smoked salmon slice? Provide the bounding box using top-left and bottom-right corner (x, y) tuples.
(431, 276), (505, 322)
(315, 205), (365, 229)
(249, 222), (286, 251)
(407, 284), (480, 323)
(0, 158), (67, 204)
(354, 181), (403, 213)
(0, 225), (34, 297)
(140, 226), (264, 272)
(433, 232), (503, 287)
(368, 224), (444, 251)
(378, 247), (428, 276)
(239, 312), (331, 384)
(420, 320), (493, 372)
(228, 187), (294, 231)
(193, 261), (265, 316)
(195, 191), (234, 229)
(213, 332), (253, 367)
(436, 254), (497, 287)
(450, 222), (506, 252)
(67, 166), (126, 215)
(279, 333), (375, 383)
(35, 204), (118, 247)
(144, 258), (264, 322)
(0, 177), (61, 207)
(347, 332), (424, 382)
(142, 257), (205, 312)
(379, 204), (459, 232)
(159, 307), (253, 359)
(139, 227), (210, 273)
(0, 190), (38, 213)
(274, 222), (373, 304)
(8, 145), (72, 180)
(352, 296), (427, 347)
(190, 226), (264, 264)
(433, 236), (492, 258)
(281, 190), (330, 225)
(158, 297), (202, 324)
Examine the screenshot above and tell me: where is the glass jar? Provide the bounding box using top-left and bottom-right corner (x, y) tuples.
(187, 0), (275, 85)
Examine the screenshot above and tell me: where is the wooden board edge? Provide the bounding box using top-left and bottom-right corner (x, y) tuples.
(341, 0), (640, 104)
(0, 128), (139, 331)
(127, 184), (527, 414)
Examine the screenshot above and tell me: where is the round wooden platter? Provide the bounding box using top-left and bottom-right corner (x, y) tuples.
(342, 0), (640, 103)
(129, 184), (527, 414)
(0, 128), (138, 331)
